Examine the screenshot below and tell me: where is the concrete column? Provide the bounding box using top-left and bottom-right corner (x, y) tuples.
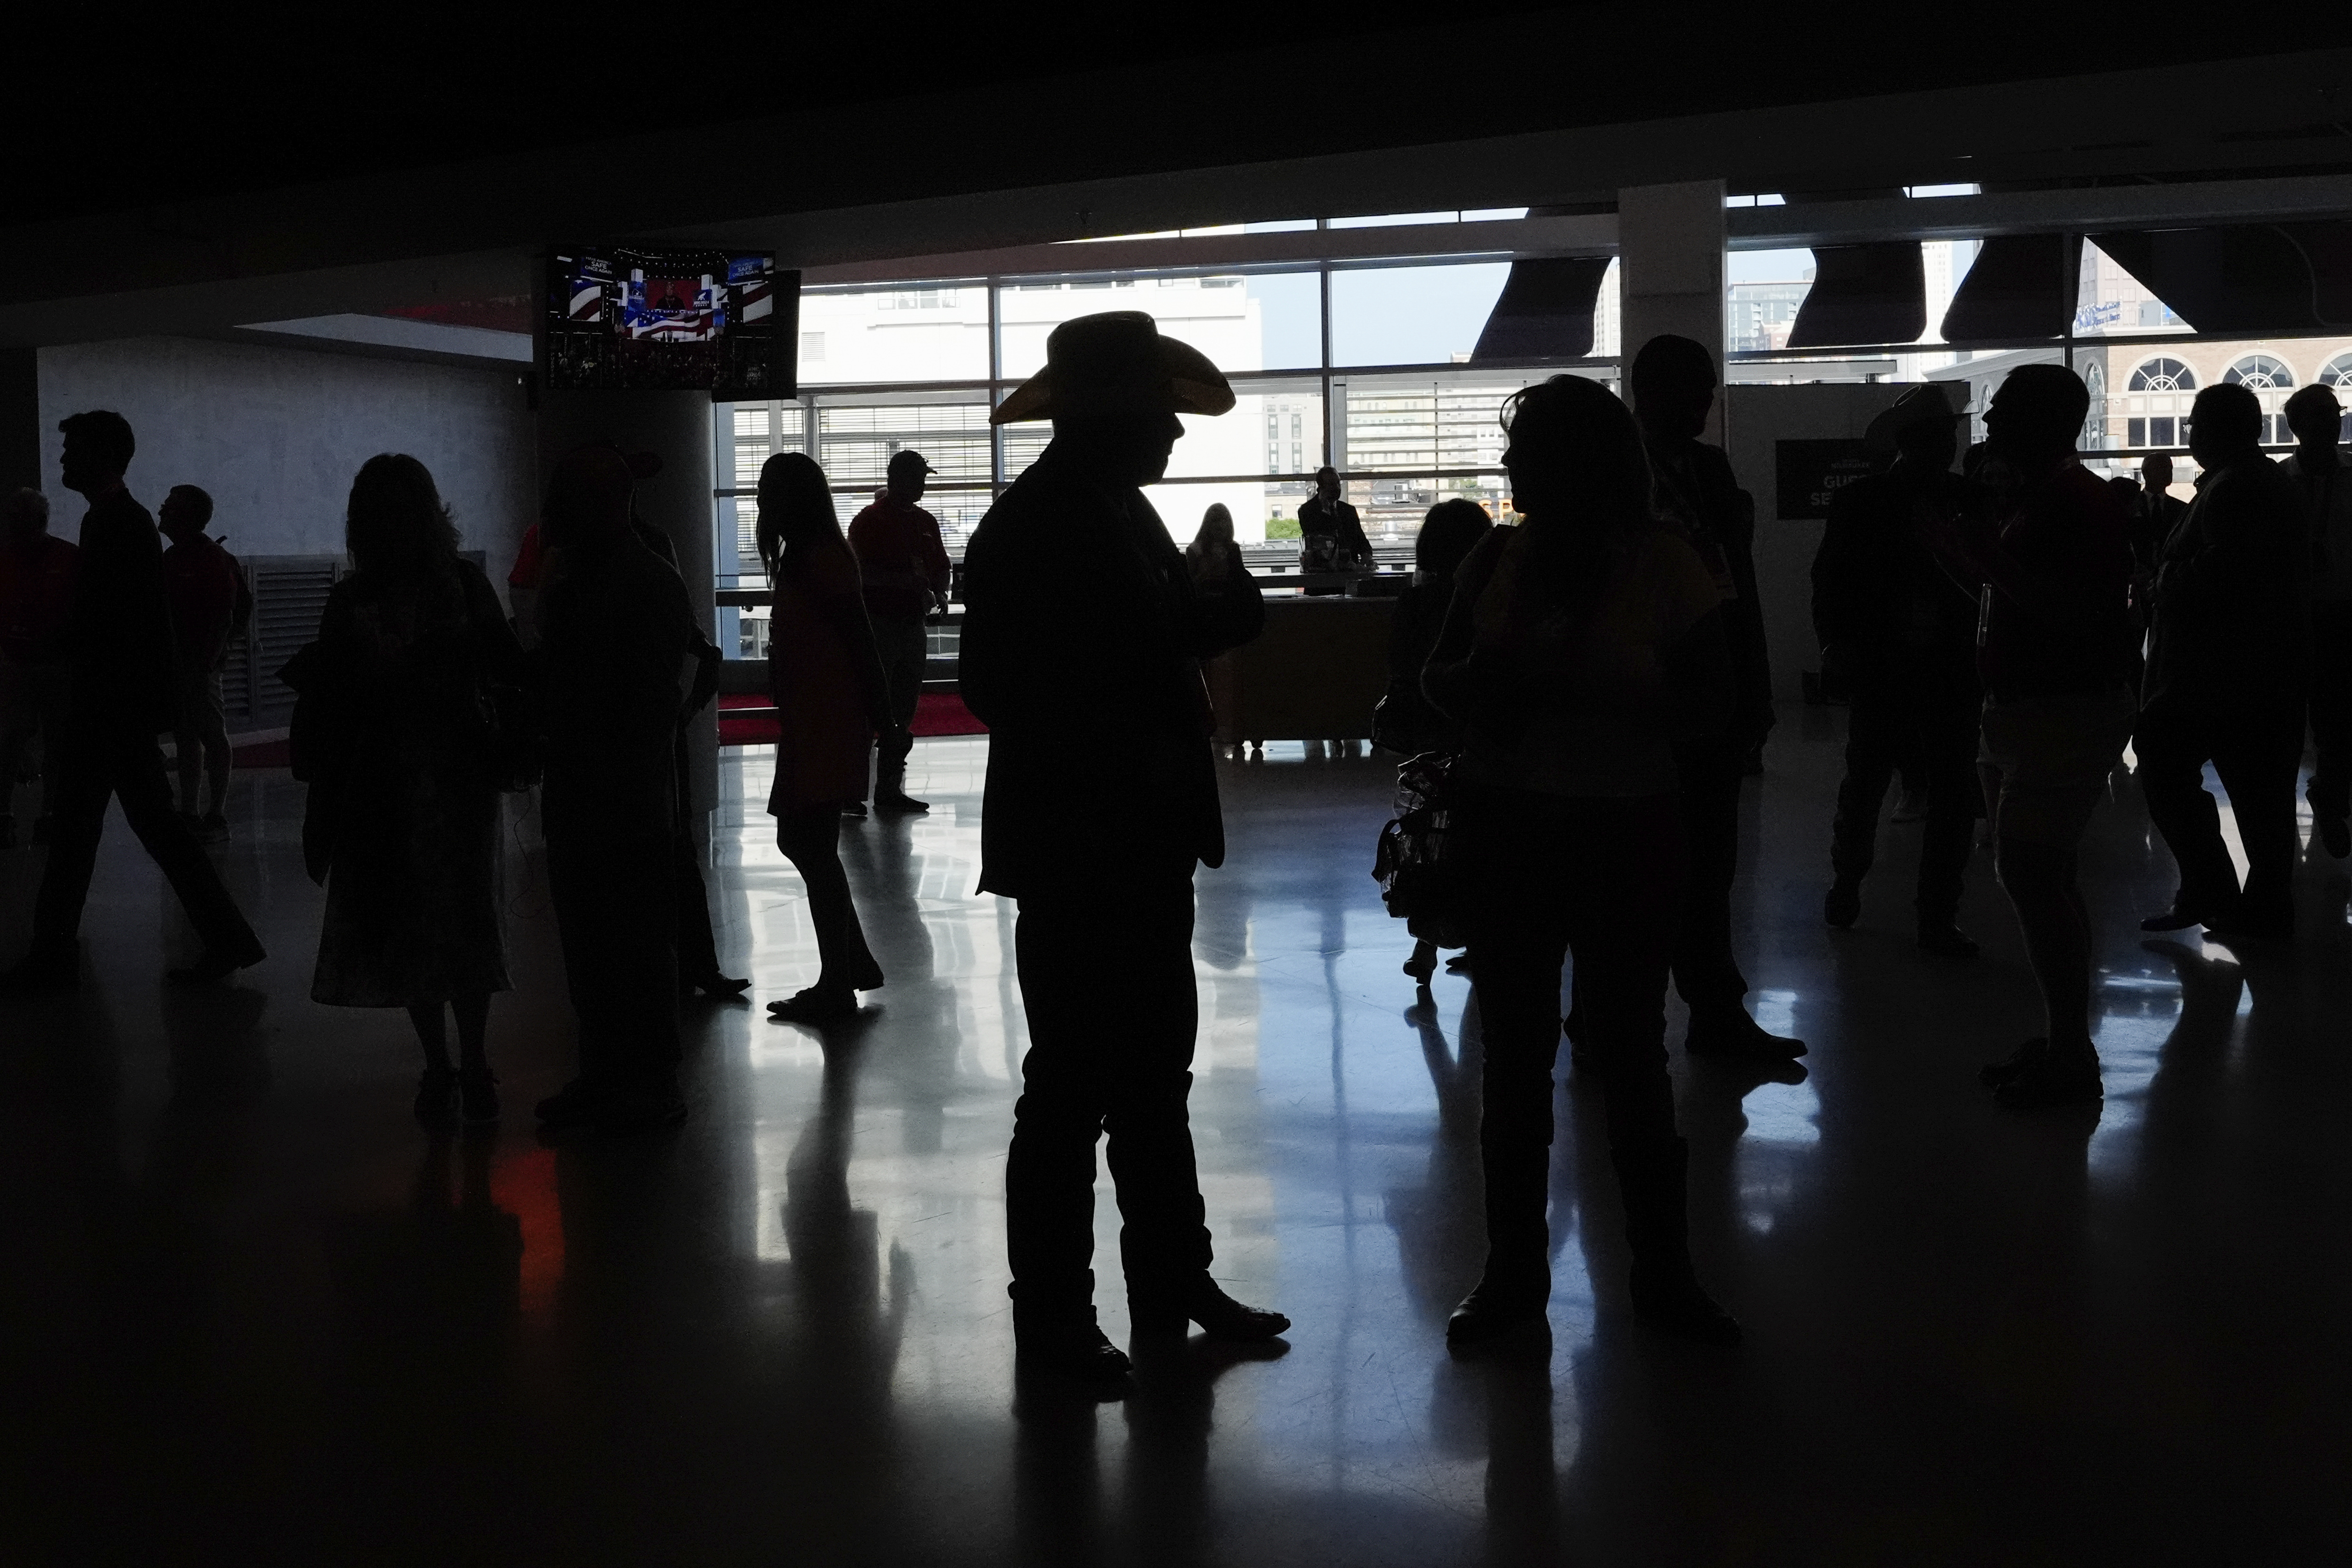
(535, 390), (719, 835)
(1617, 179), (1728, 442)
(1, 348), (39, 493)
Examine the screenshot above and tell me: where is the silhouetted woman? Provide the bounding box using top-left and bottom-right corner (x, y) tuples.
(758, 452), (890, 1023)
(1383, 497), (1494, 984)
(1424, 374), (1741, 1347)
(308, 454), (525, 1122)
(1183, 501), (1239, 586)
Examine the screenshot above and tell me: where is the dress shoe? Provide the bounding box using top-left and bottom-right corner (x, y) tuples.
(1684, 1010), (1806, 1060)
(1445, 1276), (1550, 1349)
(1916, 922), (1980, 958)
(166, 937), (266, 986)
(1016, 1319), (1133, 1384)
(1823, 879), (1862, 929)
(684, 971), (753, 999)
(1129, 1276), (1290, 1341)
(198, 811), (230, 844)
(1979, 1037), (2049, 1088)
(2141, 899), (2227, 933)
(874, 787), (929, 814)
(840, 800), (868, 820)
(1991, 1046), (2103, 1110)
(1629, 1262), (1742, 1346)
(767, 986), (859, 1024)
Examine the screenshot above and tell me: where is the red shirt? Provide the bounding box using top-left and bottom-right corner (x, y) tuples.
(161, 533), (244, 671)
(509, 523), (546, 589)
(846, 498), (951, 621)
(0, 533), (80, 665)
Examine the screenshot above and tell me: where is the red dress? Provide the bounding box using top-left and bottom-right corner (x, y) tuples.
(767, 540), (873, 813)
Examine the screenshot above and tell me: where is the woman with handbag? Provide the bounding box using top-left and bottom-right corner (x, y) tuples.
(306, 454), (528, 1123)
(1423, 374), (1741, 1348)
(1379, 497), (1494, 983)
(758, 452), (892, 1024)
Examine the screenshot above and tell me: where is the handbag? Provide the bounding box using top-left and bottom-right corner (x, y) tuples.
(1371, 749), (1467, 947)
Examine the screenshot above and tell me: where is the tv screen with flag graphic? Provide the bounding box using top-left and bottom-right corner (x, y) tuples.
(542, 248), (796, 398)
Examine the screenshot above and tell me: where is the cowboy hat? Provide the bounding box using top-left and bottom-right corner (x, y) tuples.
(991, 310), (1236, 425)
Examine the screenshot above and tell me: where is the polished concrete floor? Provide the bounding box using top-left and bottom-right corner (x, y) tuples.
(2, 711), (2348, 1565)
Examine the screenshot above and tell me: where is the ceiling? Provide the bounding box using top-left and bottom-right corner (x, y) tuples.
(6, 5), (2350, 351)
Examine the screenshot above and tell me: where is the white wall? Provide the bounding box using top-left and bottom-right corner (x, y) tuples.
(1724, 382), (1910, 706)
(36, 336), (536, 573)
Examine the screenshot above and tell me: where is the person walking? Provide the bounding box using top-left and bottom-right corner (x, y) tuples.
(1812, 385), (1983, 955)
(846, 449), (951, 816)
(1629, 335), (1801, 1059)
(2137, 382), (2311, 939)
(158, 484), (248, 843)
(531, 445), (702, 1134)
(964, 311), (1289, 1383)
(299, 455), (526, 1123)
(1424, 373), (1741, 1348)
(0, 488), (77, 849)
(1921, 366), (2138, 1109)
(0, 411), (263, 991)
(758, 450), (891, 1025)
(2284, 382), (2352, 859)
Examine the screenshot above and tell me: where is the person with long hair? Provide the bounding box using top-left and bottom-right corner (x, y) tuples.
(1183, 501), (1240, 585)
(757, 451), (891, 1023)
(306, 454), (526, 1121)
(1424, 373), (1741, 1348)
(1382, 498), (1494, 984)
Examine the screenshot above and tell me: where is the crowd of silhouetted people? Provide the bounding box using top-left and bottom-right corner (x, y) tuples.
(2, 305), (2345, 1386)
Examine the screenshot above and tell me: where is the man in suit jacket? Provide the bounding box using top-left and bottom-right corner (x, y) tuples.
(962, 311), (1288, 1383)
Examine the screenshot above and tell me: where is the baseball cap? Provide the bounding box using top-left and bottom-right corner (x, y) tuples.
(886, 449), (936, 477)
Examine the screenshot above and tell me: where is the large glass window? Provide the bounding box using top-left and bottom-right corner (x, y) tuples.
(1329, 262), (1513, 367)
(723, 250), (1609, 569)
(797, 283), (991, 384)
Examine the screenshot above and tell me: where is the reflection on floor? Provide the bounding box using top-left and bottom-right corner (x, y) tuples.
(2, 712), (2348, 1563)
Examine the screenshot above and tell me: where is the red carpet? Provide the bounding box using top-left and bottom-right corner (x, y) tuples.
(718, 690), (985, 747)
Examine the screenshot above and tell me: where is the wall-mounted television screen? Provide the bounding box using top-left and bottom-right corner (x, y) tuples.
(541, 248), (797, 399)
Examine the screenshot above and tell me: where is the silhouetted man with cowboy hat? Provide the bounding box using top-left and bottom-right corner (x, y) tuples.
(962, 310), (1288, 1383)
